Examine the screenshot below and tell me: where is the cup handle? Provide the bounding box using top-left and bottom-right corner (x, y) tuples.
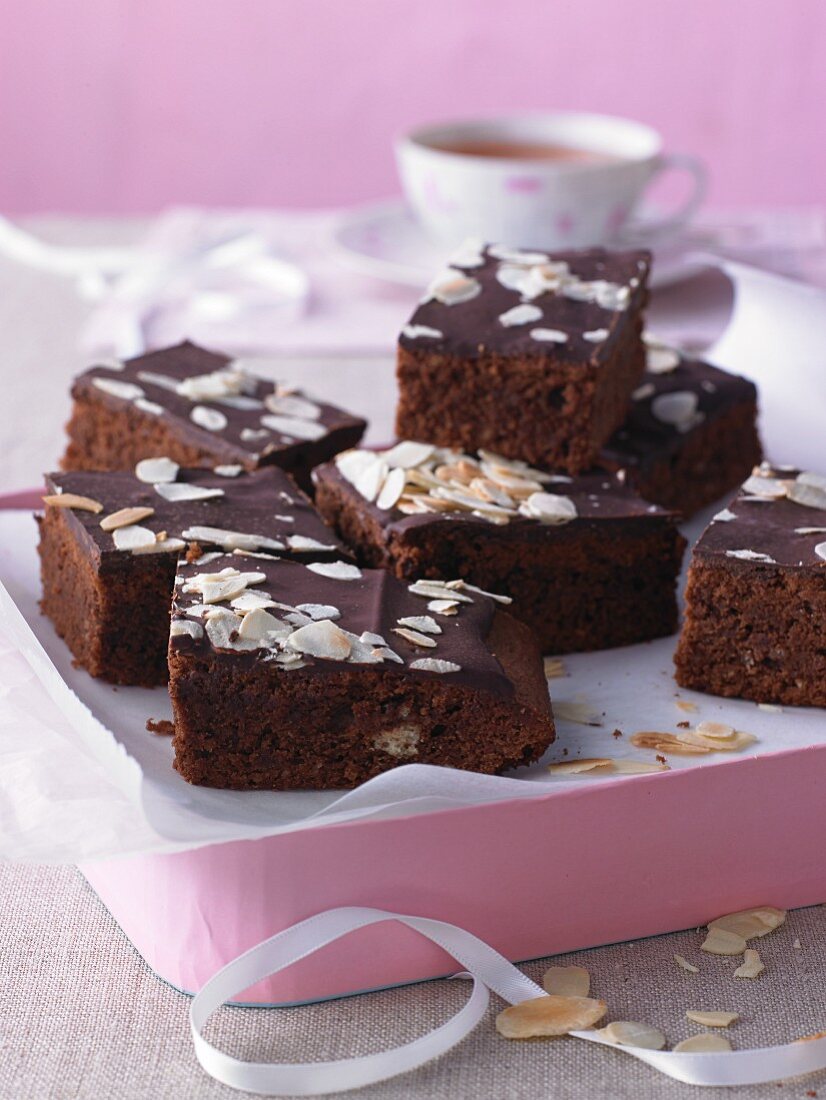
(621, 153), (708, 244)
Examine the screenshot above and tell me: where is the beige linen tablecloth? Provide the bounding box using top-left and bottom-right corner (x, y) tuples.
(2, 218), (824, 1099)
(2, 864), (824, 1099)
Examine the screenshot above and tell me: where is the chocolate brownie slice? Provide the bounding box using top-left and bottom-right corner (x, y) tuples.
(168, 555), (554, 789)
(313, 442), (686, 654)
(675, 464), (826, 705)
(62, 341), (366, 491)
(38, 463), (346, 686)
(600, 340), (762, 517)
(395, 242), (650, 474)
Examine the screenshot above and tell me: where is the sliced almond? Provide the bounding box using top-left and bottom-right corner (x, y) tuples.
(675, 700), (698, 713)
(700, 928), (748, 956)
(708, 906), (786, 941)
(135, 456), (179, 484)
(542, 966), (590, 998)
(548, 758), (613, 775)
(610, 759), (670, 774)
(686, 1011), (739, 1028)
(286, 619), (352, 660)
(495, 995), (607, 1039)
(427, 599), (460, 616)
(306, 561), (362, 581)
(601, 1021), (666, 1050)
(397, 615), (442, 635)
(630, 731), (710, 755)
(376, 466), (406, 510)
(674, 955), (699, 974)
(392, 626), (438, 648)
(543, 656), (567, 680)
(694, 720), (735, 740)
(553, 702), (602, 727)
(409, 658), (461, 674)
(99, 506), (155, 531)
(112, 524), (157, 551)
(42, 493), (103, 514)
(674, 1034), (732, 1053)
(734, 949), (765, 979)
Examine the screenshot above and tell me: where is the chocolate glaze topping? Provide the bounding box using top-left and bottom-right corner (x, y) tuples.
(72, 341), (366, 464)
(601, 359), (758, 471)
(399, 245), (650, 362)
(695, 466), (826, 571)
(170, 554), (514, 698)
(45, 466), (346, 565)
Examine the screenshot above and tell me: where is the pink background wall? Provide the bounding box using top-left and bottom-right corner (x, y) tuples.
(1, 0), (822, 214)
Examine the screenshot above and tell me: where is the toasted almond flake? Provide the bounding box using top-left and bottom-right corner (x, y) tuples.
(601, 1021), (666, 1050)
(134, 398), (164, 415)
(495, 995), (607, 1039)
(651, 390), (701, 430)
(230, 591), (276, 612)
(135, 457), (179, 484)
(610, 759), (670, 774)
(519, 492), (577, 524)
(134, 535), (186, 556)
(241, 427), (269, 442)
(426, 270), (482, 306)
(530, 327), (569, 343)
(205, 608), (257, 651)
(499, 303), (543, 327)
(154, 482), (225, 503)
(547, 758), (613, 775)
(741, 474), (788, 498)
(543, 656), (567, 679)
(393, 626), (438, 648)
(99, 506), (155, 531)
(381, 441), (436, 469)
(725, 549), (776, 563)
(213, 464), (243, 477)
(675, 700), (699, 713)
(427, 598), (460, 616)
(409, 580), (473, 603)
(695, 720), (736, 740)
(376, 466), (406, 510)
(285, 535), (337, 552)
(708, 906), (786, 940)
(788, 480), (826, 510)
(542, 966), (590, 998)
(136, 369), (178, 391)
(263, 392), (321, 420)
(354, 456), (388, 503)
(397, 615), (441, 635)
(261, 413), (326, 441)
(112, 524), (156, 551)
(448, 579), (512, 604)
(170, 619), (203, 640)
(292, 603), (339, 622)
(236, 607), (286, 643)
(632, 382), (656, 401)
(674, 1034), (732, 1053)
(409, 657), (461, 674)
(583, 328), (610, 342)
(646, 345), (681, 373)
(630, 731), (709, 755)
(92, 377), (144, 401)
(816, 541), (826, 561)
(553, 701), (602, 727)
(713, 508), (737, 523)
(796, 526), (826, 534)
(683, 728), (757, 753)
(181, 525), (284, 553)
(401, 323), (443, 340)
(675, 955), (699, 974)
(686, 1011), (739, 1028)
(286, 619), (352, 660)
(42, 492), (103, 514)
(306, 561), (362, 581)
(701, 928), (748, 956)
(190, 405), (228, 432)
(734, 946), (765, 981)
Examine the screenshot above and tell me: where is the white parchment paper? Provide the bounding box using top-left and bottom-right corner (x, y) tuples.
(1, 261), (824, 863)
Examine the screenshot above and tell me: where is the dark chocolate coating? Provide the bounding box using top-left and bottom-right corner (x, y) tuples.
(693, 467), (826, 571)
(45, 466), (346, 565)
(399, 246), (650, 362)
(171, 554), (514, 698)
(71, 341), (367, 465)
(601, 359), (758, 471)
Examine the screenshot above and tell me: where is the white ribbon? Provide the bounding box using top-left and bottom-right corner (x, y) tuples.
(191, 907), (826, 1095)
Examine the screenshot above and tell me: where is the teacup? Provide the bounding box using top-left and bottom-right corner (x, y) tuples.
(395, 111), (706, 250)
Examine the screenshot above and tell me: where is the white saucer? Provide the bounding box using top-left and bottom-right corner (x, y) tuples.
(331, 198), (712, 291)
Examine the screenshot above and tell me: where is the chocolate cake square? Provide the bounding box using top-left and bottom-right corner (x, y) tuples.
(600, 340), (763, 517)
(38, 462), (346, 686)
(168, 555), (554, 789)
(62, 341), (367, 491)
(313, 442), (686, 655)
(674, 464), (826, 706)
(395, 243), (650, 474)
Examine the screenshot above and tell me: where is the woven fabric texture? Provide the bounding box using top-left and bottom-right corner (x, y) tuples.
(1, 862), (824, 1100)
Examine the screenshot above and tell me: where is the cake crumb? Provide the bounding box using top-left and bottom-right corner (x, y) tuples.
(612, 728), (623, 739)
(146, 718), (175, 736)
(656, 754), (667, 764)
(677, 720), (690, 729)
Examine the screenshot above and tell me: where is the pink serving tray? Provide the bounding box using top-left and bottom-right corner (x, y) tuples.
(9, 488), (825, 1005)
(80, 744), (826, 1005)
